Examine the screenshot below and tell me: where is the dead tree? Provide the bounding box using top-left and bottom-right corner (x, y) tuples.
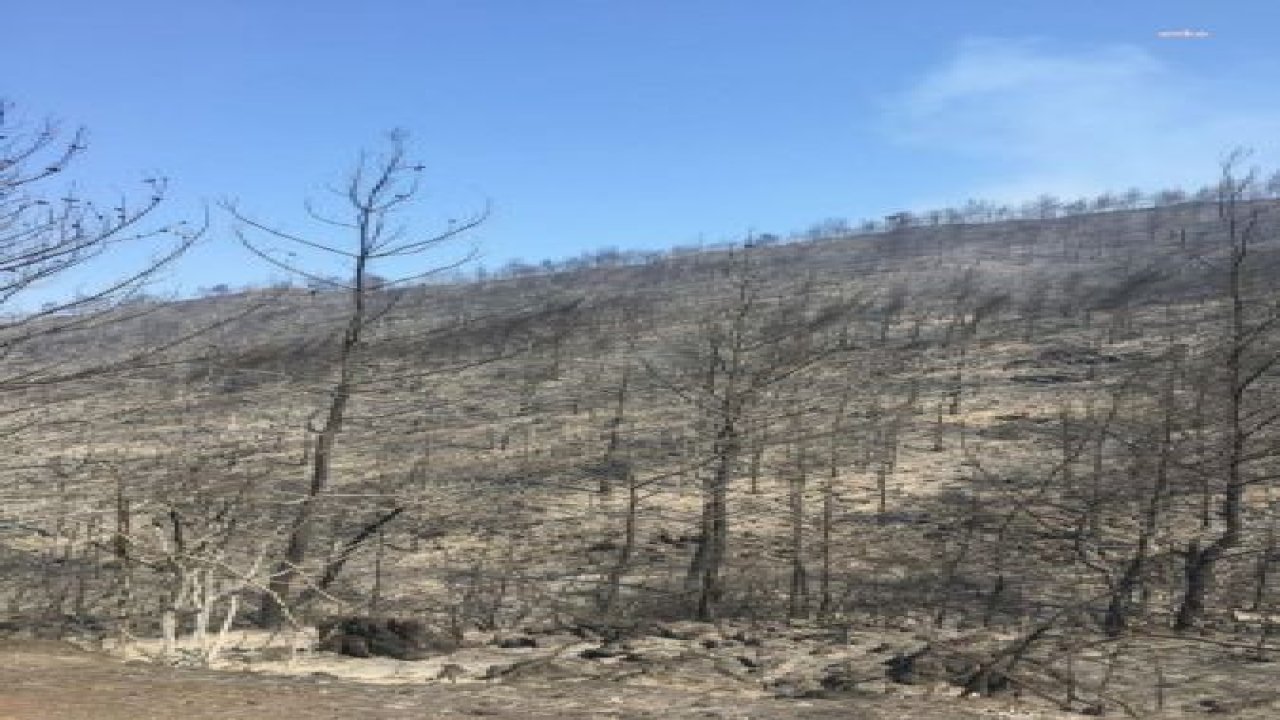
(225, 131), (486, 627)
(599, 363), (631, 495)
(787, 410), (811, 618)
(1103, 353), (1178, 635)
(819, 387), (853, 617)
(1174, 155), (1280, 630)
(0, 101), (204, 412)
(643, 246), (859, 620)
(0, 101), (217, 633)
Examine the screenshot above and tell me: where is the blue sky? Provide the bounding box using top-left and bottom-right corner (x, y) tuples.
(5, 1), (1280, 301)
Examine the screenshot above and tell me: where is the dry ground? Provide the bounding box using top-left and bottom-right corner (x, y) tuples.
(0, 638), (1035, 720)
(7, 624), (1280, 719)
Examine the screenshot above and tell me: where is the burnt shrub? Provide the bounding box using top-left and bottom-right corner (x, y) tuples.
(317, 615), (457, 660)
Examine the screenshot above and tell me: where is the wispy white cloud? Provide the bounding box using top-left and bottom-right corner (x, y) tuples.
(885, 38), (1280, 205)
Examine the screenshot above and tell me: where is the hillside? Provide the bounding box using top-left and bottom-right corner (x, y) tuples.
(4, 192), (1280, 717)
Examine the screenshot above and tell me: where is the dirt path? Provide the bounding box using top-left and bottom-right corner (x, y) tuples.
(0, 639), (1033, 720)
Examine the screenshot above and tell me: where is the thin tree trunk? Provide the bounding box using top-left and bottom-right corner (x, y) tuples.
(1175, 176), (1252, 631)
(691, 415), (738, 621)
(601, 365), (630, 495)
(820, 391), (850, 618)
(788, 432), (809, 618)
(1105, 373), (1173, 635)
(260, 253), (368, 627)
(600, 467), (638, 615)
(114, 472), (133, 649)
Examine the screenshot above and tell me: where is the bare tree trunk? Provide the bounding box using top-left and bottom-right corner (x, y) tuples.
(788, 429), (810, 618)
(114, 472), (133, 649)
(295, 506), (404, 610)
(599, 465), (638, 616)
(1251, 502), (1275, 612)
(820, 390), (851, 618)
(748, 418), (767, 495)
(876, 419), (899, 524)
(659, 244), (853, 621)
(370, 527), (385, 614)
(691, 415), (738, 621)
(1175, 165), (1255, 631)
(1193, 381), (1212, 529)
(260, 377), (355, 626)
(601, 365), (630, 495)
(232, 135), (487, 627)
(949, 333), (967, 416)
(1106, 364), (1174, 635)
(934, 491), (981, 628)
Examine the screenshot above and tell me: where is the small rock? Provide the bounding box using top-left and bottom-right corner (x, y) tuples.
(580, 645), (626, 660)
(885, 644), (976, 687)
(435, 663), (466, 684)
(820, 661), (861, 693)
(496, 635), (538, 649)
(767, 672), (822, 699)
